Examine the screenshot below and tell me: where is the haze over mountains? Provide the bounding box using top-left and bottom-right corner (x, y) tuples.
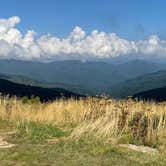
(0, 59), (166, 101)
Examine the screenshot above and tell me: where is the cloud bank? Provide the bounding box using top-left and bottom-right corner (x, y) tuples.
(0, 16), (166, 61)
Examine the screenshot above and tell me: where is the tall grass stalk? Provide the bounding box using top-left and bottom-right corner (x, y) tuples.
(0, 96), (165, 149)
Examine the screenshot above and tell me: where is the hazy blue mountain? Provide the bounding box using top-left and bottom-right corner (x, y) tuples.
(109, 70), (166, 98)
(0, 59), (165, 95)
(133, 86), (166, 102)
(115, 59), (166, 79)
(0, 73), (91, 95)
(0, 60), (119, 94)
(0, 73), (47, 87)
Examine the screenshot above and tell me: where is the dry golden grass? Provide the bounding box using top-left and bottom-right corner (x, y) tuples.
(0, 96), (165, 150)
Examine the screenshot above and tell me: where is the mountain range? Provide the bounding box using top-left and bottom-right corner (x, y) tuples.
(0, 59), (166, 94)
(0, 59), (166, 101)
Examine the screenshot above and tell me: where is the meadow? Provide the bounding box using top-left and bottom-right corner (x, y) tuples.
(0, 96), (166, 165)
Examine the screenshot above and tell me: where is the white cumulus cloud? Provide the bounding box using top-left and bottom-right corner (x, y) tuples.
(0, 16), (166, 61)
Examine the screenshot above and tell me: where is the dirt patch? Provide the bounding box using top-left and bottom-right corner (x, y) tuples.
(0, 137), (15, 149)
(120, 144), (159, 154)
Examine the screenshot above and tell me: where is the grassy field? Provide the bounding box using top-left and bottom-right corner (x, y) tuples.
(0, 96), (166, 165)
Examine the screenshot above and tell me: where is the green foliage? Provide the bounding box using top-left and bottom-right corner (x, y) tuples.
(21, 96), (29, 104)
(21, 96), (41, 104)
(17, 121), (69, 143)
(30, 95), (40, 104)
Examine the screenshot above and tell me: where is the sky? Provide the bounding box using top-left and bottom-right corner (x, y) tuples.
(1, 0), (166, 39)
(0, 0), (166, 62)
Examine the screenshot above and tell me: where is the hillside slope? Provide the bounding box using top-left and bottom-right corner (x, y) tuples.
(0, 78), (83, 101)
(109, 70), (166, 98)
(133, 86), (166, 101)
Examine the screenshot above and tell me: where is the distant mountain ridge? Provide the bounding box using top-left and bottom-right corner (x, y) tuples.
(0, 59), (166, 95)
(0, 73), (92, 95)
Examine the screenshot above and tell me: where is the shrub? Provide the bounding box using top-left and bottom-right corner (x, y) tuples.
(21, 96), (29, 104)
(21, 96), (41, 104)
(128, 112), (149, 145)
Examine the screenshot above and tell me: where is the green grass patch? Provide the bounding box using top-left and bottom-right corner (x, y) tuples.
(16, 121), (70, 143)
(0, 120), (166, 166)
(0, 119), (165, 166)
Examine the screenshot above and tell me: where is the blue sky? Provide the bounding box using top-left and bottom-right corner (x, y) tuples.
(0, 0), (166, 40)
(0, 0), (166, 61)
